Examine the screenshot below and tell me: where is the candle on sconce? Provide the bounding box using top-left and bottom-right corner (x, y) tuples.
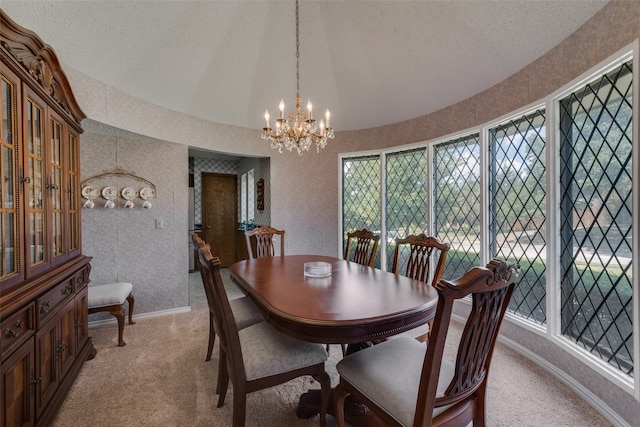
(325, 109), (331, 128)
(279, 99), (285, 119)
(264, 110), (270, 128)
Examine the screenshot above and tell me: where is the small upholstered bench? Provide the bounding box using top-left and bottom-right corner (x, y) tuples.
(88, 282), (135, 347)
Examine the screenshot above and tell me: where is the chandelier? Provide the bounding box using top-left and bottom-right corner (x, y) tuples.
(261, 0), (334, 155)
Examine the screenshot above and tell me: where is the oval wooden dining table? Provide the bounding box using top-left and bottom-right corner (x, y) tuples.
(229, 254), (439, 426)
(229, 255), (439, 344)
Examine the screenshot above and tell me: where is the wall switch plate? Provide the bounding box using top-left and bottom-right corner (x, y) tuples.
(155, 219), (163, 229)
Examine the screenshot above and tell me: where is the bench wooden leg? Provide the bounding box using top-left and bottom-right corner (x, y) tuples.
(126, 293), (136, 325)
(88, 285), (135, 348)
(111, 308), (126, 347)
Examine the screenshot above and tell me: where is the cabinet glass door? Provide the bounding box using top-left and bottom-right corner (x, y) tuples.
(25, 92), (47, 276)
(0, 72), (19, 283)
(67, 131), (80, 255)
(50, 116), (65, 263)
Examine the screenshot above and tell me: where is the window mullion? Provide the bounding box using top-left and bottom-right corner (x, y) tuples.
(480, 125), (490, 267)
(547, 97), (561, 338)
(380, 152), (388, 271)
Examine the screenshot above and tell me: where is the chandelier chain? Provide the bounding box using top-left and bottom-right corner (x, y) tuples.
(295, 0), (300, 99)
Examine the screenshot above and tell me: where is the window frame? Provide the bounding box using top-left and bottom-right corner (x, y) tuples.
(239, 168), (255, 227)
(547, 45), (638, 394)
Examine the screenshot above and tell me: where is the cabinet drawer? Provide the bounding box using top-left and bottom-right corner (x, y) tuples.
(73, 264), (91, 291)
(0, 302), (35, 360)
(36, 278), (74, 327)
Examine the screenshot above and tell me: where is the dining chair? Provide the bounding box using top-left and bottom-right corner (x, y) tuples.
(244, 226), (285, 258)
(343, 228), (380, 267)
(334, 259), (519, 427)
(198, 246), (330, 427)
(392, 234), (450, 342)
(191, 235), (263, 363)
(331, 228), (381, 356)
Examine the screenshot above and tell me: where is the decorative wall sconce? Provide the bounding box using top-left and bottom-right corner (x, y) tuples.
(81, 169), (156, 210)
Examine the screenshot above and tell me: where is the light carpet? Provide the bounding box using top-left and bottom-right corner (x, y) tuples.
(53, 309), (612, 427)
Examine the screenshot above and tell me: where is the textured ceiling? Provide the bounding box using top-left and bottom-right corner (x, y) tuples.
(2, 1), (608, 132)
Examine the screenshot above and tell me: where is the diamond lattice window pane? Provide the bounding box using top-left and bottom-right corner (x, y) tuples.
(385, 148), (428, 272)
(490, 110), (547, 325)
(342, 156), (381, 267)
(433, 134), (481, 281)
(558, 60), (633, 376)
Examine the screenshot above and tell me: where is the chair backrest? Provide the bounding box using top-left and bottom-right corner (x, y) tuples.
(191, 233), (205, 268)
(414, 259), (519, 425)
(244, 226), (285, 258)
(343, 229), (380, 267)
(193, 240), (216, 315)
(196, 245), (249, 384)
(392, 234), (449, 285)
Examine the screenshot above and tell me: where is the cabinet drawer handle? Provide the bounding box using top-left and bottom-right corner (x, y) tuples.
(4, 320), (24, 338)
(62, 284), (73, 295)
(40, 301), (50, 314)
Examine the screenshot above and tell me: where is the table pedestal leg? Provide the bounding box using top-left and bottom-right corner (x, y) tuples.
(297, 389), (387, 427)
(297, 341), (388, 425)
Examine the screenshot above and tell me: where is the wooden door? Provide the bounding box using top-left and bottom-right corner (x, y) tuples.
(201, 173), (237, 267)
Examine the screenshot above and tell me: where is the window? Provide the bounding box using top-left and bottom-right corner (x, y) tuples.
(340, 51), (635, 383)
(558, 60), (633, 375)
(385, 148), (428, 271)
(240, 169), (255, 227)
(247, 169), (254, 222)
(240, 173), (247, 224)
(342, 156), (381, 265)
(433, 134), (481, 280)
(489, 110), (547, 325)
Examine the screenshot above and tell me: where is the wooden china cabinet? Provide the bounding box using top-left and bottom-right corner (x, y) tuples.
(0, 10), (94, 427)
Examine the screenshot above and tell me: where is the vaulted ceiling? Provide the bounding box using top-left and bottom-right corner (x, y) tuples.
(2, 1), (608, 132)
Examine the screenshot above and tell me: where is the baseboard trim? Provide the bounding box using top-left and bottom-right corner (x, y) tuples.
(88, 306), (192, 328)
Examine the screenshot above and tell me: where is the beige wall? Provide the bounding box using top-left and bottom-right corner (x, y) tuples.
(81, 121), (188, 316)
(74, 1), (639, 424)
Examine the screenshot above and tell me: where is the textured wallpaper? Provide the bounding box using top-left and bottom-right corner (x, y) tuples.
(81, 121), (189, 317)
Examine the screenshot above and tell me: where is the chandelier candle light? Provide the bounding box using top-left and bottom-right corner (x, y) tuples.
(261, 0), (334, 155)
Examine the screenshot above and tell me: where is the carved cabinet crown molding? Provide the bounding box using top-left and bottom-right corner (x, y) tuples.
(0, 9), (85, 130)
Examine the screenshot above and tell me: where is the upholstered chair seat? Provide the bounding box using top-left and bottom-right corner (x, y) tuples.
(336, 335), (455, 426)
(229, 297), (264, 331)
(238, 322), (329, 381)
